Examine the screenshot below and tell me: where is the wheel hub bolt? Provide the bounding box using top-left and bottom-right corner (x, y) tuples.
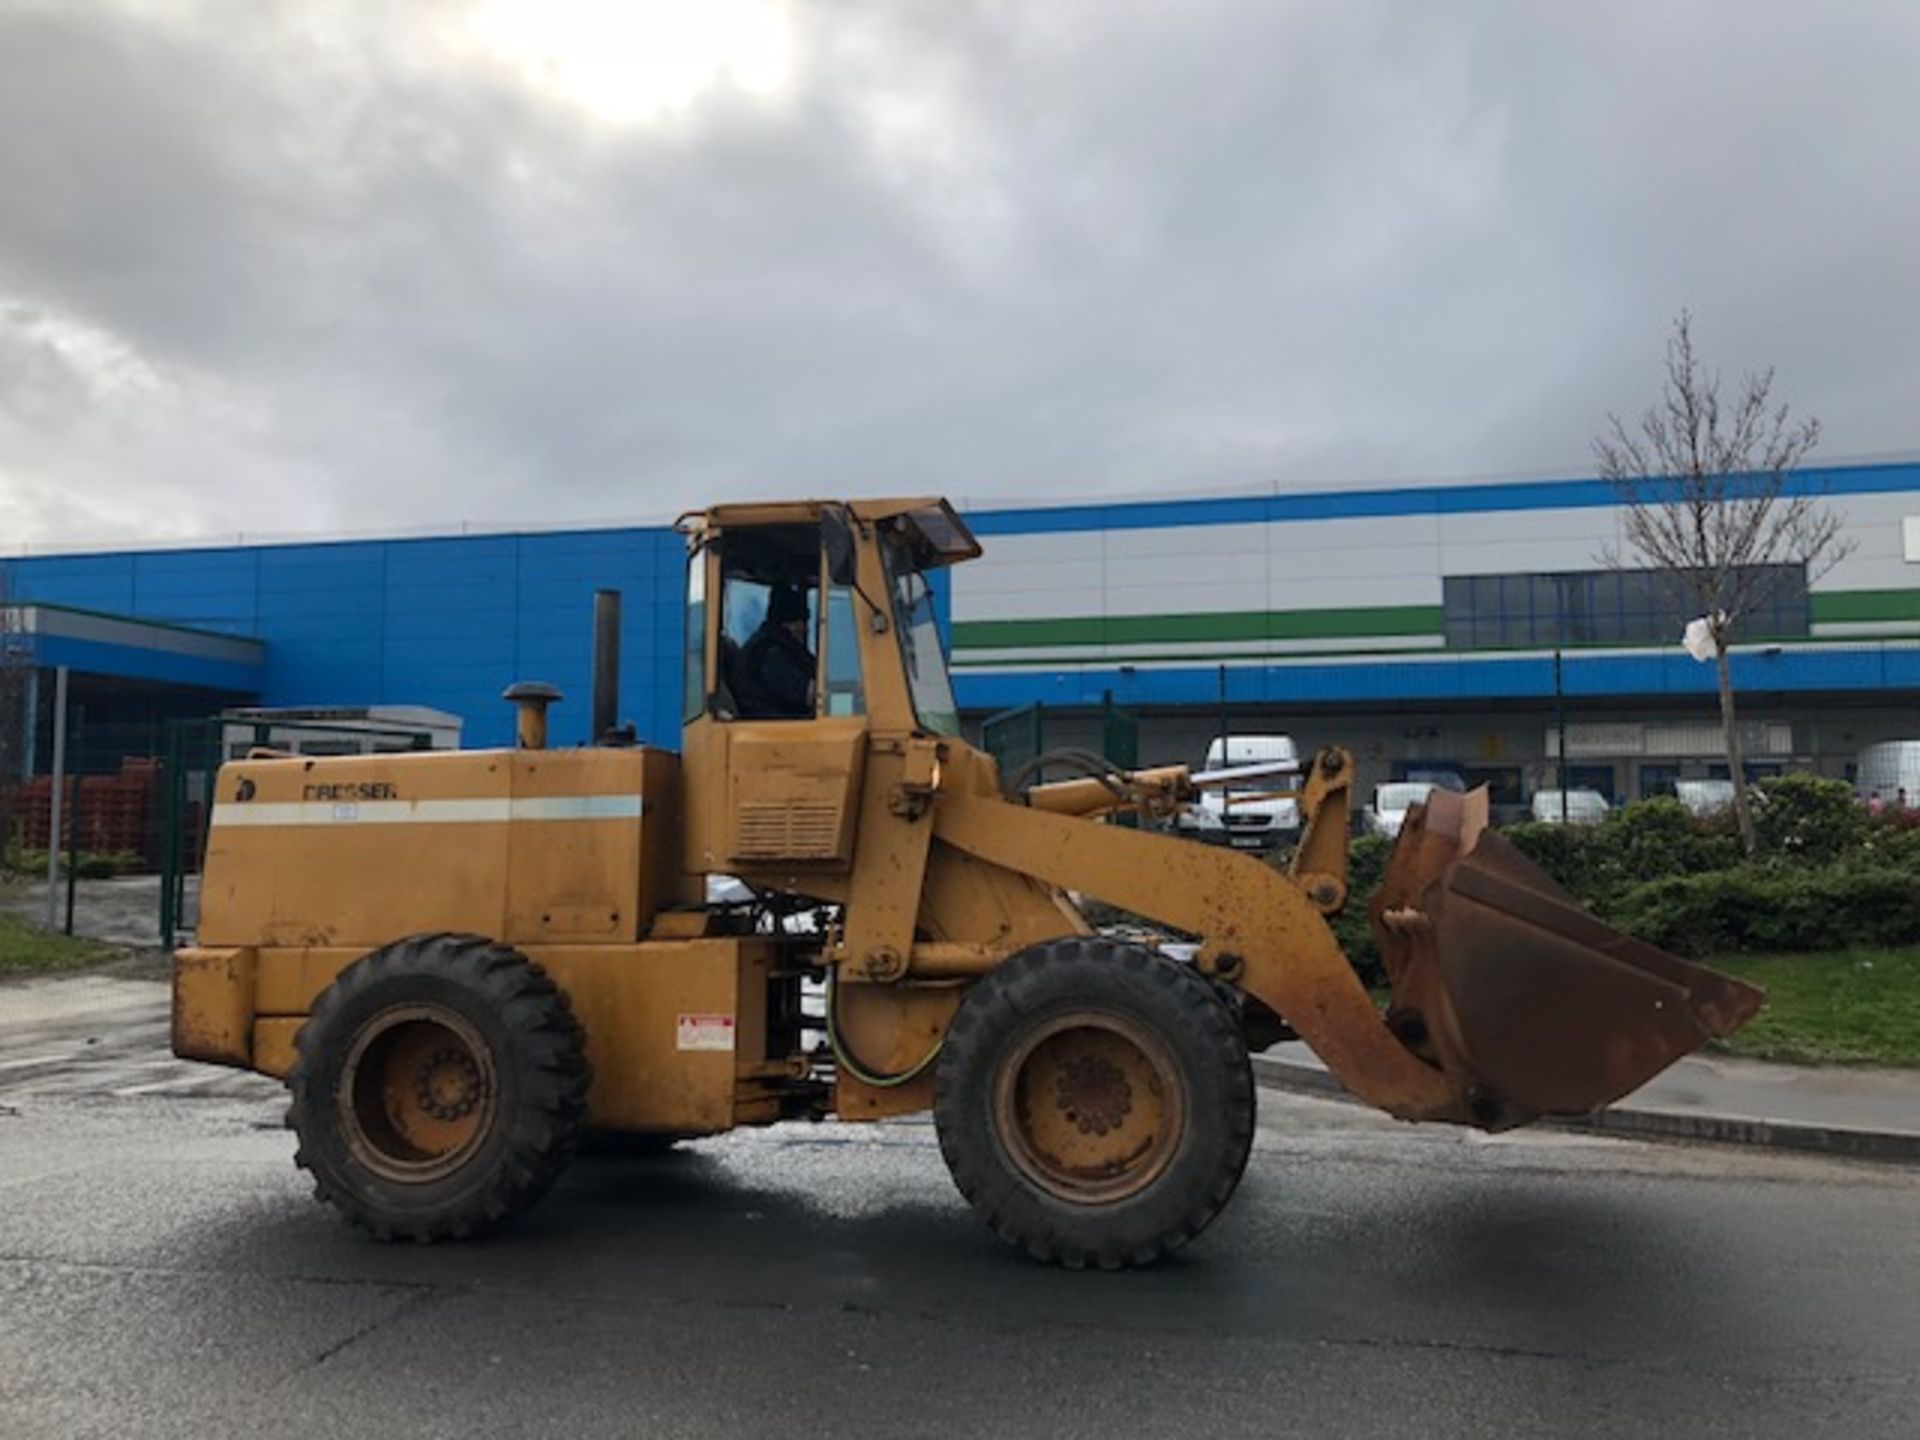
(416, 1047), (483, 1122)
(1056, 1054), (1133, 1136)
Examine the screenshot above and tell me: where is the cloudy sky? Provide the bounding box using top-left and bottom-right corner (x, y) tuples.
(1, 0), (1916, 548)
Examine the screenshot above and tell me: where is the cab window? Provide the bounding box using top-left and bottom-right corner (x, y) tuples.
(821, 578), (866, 717)
(682, 543), (708, 723)
(709, 522), (873, 723)
(882, 527), (960, 737)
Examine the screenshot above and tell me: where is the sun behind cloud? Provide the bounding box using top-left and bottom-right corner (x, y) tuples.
(471, 0), (796, 123)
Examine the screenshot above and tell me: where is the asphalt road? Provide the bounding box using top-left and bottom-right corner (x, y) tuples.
(3, 982), (1917, 1439)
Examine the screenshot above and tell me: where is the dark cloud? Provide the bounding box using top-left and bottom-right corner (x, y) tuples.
(1, 0), (1916, 546)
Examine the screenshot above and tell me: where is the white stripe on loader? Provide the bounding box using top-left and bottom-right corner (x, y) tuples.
(211, 795), (645, 828)
(507, 796), (647, 821)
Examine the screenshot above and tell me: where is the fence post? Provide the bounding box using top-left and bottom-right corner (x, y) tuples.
(64, 773), (80, 936)
(42, 665), (67, 931)
(195, 723), (216, 936)
(159, 721), (179, 950)
(62, 703), (84, 936)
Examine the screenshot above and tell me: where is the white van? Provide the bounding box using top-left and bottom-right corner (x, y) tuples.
(1530, 788), (1610, 825)
(1368, 780), (1436, 838)
(1180, 735), (1303, 849)
(1673, 778), (1736, 817)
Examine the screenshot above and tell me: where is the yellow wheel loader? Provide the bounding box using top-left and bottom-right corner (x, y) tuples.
(173, 498), (1763, 1267)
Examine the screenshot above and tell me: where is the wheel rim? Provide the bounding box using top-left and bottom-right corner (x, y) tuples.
(993, 1009), (1187, 1205)
(340, 1004), (499, 1183)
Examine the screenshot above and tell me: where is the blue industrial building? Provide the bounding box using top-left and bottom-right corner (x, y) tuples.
(4, 527), (690, 751)
(5, 460), (1919, 805)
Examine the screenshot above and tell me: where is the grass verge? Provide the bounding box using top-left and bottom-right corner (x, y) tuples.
(0, 911), (113, 975)
(1707, 947), (1920, 1067)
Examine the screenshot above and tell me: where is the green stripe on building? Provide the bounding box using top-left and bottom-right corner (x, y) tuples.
(952, 604), (1444, 651)
(1812, 589), (1920, 624)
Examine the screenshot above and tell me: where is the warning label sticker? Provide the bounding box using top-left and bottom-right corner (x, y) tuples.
(676, 1013), (736, 1052)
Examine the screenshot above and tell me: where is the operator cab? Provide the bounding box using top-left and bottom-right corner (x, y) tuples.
(677, 499), (979, 874)
(683, 499), (975, 736)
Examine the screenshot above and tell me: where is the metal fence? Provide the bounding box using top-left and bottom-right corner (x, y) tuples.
(979, 692), (1139, 795)
(981, 701), (1045, 789)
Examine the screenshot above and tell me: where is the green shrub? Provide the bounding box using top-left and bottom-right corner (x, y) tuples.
(1328, 833), (1392, 984)
(1501, 821), (1597, 898)
(1597, 798), (1742, 886)
(1534, 798), (1747, 902)
(1861, 814), (1920, 871)
(5, 846), (50, 877)
(0, 848), (144, 880)
(1266, 777), (1920, 978)
(1612, 863), (1920, 958)
(1752, 773), (1867, 865)
(1504, 782), (1893, 914)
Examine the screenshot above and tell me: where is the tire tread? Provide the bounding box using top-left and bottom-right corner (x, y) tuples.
(286, 932), (590, 1243)
(934, 937), (1254, 1269)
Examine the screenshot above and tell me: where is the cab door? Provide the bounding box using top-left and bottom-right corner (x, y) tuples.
(679, 518), (869, 877)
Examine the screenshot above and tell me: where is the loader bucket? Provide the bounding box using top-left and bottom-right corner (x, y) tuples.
(1369, 789), (1764, 1129)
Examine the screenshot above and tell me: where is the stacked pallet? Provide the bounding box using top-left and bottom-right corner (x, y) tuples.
(11, 759), (162, 866)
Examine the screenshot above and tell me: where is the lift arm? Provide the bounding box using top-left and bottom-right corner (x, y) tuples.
(931, 791), (1463, 1123)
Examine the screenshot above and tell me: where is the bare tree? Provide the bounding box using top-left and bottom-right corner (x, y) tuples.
(1594, 312), (1851, 853)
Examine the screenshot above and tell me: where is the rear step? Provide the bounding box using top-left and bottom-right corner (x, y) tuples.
(1370, 788), (1764, 1130)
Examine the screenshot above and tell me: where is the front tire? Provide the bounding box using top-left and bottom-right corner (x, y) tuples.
(287, 932), (590, 1242)
(934, 938), (1255, 1269)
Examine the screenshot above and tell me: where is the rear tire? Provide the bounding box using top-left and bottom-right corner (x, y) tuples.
(287, 932), (590, 1242)
(934, 938), (1254, 1269)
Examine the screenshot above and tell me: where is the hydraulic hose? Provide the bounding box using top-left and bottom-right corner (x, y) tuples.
(823, 969), (945, 1088)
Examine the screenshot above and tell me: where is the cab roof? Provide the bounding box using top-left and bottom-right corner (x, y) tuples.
(682, 497), (982, 569)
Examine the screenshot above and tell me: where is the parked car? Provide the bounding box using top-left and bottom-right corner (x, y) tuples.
(1673, 778), (1736, 817)
(1403, 768), (1467, 794)
(1178, 734), (1302, 849)
(1367, 780), (1436, 838)
(1529, 788), (1610, 825)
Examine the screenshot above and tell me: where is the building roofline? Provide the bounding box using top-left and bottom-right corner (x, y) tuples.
(966, 457), (1920, 537)
(4, 451), (1917, 561)
(2, 599), (263, 646)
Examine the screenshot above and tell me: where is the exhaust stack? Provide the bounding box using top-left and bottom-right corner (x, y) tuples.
(593, 589), (621, 745)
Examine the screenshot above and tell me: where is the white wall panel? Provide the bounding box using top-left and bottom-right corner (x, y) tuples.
(1437, 507), (1622, 562)
(1103, 547), (1267, 588)
(1105, 523), (1268, 561)
(1821, 492), (1920, 588)
(957, 586), (1105, 623)
(1274, 541), (1442, 582)
(1102, 578), (1268, 618)
(1268, 574), (1441, 610)
(955, 476), (1920, 631)
(1267, 514), (1442, 562)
